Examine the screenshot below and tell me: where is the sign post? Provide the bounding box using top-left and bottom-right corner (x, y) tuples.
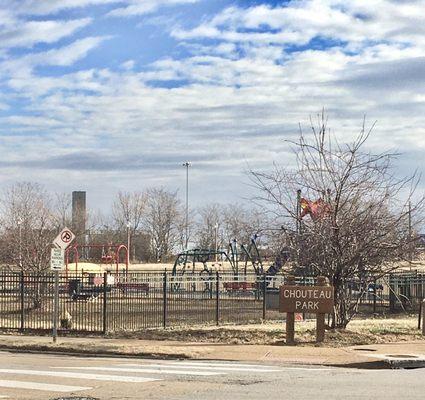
(50, 248), (65, 343)
(422, 299), (425, 336)
(53, 270), (59, 343)
(50, 228), (74, 343)
(279, 276), (334, 344)
(285, 276), (296, 344)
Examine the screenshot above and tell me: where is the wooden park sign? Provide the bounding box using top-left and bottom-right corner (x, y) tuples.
(279, 286), (334, 313)
(280, 276), (334, 344)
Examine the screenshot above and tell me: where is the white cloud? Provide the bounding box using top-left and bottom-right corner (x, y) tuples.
(107, 0), (199, 17)
(121, 60), (135, 70)
(38, 36), (109, 66)
(2, 0), (198, 18)
(0, 18), (91, 49)
(1, 36), (109, 75)
(1, 0), (117, 16)
(172, 1), (425, 47)
(0, 0), (424, 210)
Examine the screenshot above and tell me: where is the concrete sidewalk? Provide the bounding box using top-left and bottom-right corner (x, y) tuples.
(1, 334), (424, 368)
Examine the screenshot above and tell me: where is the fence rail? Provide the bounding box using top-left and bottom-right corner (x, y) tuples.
(0, 271), (423, 333)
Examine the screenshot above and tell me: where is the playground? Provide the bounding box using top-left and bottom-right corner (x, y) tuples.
(0, 189), (424, 337)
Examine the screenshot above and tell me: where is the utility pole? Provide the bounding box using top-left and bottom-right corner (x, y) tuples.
(182, 161), (191, 250)
(408, 202), (412, 267)
(296, 189), (302, 235)
(126, 221), (131, 266)
(17, 218), (22, 270)
(214, 223), (219, 263)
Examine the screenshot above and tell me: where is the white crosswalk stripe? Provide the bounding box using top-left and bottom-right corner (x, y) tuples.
(55, 366), (223, 376)
(163, 361), (275, 368)
(0, 379), (91, 393)
(117, 361), (332, 373)
(0, 369), (160, 383)
(0, 359), (286, 396)
(153, 361), (331, 372)
(116, 363), (282, 372)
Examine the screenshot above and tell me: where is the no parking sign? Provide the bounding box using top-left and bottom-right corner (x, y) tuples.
(50, 248), (65, 271)
(51, 227), (75, 343)
(52, 227), (75, 250)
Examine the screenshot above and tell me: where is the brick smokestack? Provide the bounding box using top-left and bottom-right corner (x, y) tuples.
(72, 191), (86, 237)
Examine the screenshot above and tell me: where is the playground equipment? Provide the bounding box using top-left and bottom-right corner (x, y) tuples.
(171, 235), (290, 280)
(171, 249), (233, 277)
(65, 243), (129, 276)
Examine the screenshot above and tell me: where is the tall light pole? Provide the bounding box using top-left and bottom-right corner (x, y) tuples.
(17, 218), (22, 270)
(126, 221), (131, 266)
(214, 223), (219, 263)
(408, 201), (412, 267)
(182, 161), (191, 250)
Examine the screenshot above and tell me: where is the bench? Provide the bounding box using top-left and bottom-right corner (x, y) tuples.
(223, 282), (257, 293)
(116, 282), (149, 295)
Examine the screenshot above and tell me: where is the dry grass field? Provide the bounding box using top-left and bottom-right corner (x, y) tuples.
(116, 315), (423, 346)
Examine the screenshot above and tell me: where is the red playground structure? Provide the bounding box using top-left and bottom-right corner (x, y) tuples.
(65, 243), (129, 277)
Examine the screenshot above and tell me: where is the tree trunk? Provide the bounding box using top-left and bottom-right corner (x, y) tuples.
(332, 281), (350, 328)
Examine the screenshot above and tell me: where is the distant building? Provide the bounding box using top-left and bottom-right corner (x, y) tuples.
(72, 191), (86, 237)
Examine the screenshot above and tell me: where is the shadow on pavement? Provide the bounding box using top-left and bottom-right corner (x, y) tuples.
(329, 360), (391, 370)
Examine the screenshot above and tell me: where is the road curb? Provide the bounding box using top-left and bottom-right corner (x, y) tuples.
(0, 344), (383, 369)
(384, 358), (425, 369)
(0, 344), (191, 360)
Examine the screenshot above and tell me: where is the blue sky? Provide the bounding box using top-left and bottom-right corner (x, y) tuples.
(0, 0), (424, 212)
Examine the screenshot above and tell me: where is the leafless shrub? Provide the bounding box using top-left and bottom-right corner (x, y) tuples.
(250, 112), (424, 328)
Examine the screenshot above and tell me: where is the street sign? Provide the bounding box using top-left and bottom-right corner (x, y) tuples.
(53, 227), (75, 250)
(279, 285), (334, 313)
(50, 248), (65, 271)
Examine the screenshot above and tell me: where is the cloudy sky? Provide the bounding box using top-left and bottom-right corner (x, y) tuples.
(0, 0), (424, 212)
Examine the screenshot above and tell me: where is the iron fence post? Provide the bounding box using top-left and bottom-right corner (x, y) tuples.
(262, 273), (267, 320)
(20, 272), (24, 331)
(389, 273), (395, 312)
(163, 272), (167, 328)
(216, 271), (220, 325)
(422, 299), (425, 336)
(373, 278), (377, 313)
(103, 272), (107, 334)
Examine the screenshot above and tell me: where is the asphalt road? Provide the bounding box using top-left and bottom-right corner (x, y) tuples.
(0, 351), (424, 400)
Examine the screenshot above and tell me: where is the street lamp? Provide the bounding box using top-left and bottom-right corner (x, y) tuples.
(17, 218), (23, 270)
(214, 223), (219, 263)
(126, 221), (131, 266)
(182, 161), (191, 250)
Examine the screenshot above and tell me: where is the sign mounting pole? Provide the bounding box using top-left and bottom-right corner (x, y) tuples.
(51, 227), (75, 343)
(53, 269), (59, 343)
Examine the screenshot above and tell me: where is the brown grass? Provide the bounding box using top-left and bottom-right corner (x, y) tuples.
(111, 314), (424, 347)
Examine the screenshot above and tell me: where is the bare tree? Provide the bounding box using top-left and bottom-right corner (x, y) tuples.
(52, 192), (72, 229)
(112, 191), (146, 261)
(143, 187), (181, 262)
(174, 208), (195, 251)
(221, 203), (265, 245)
(196, 203), (223, 250)
(0, 182), (58, 308)
(250, 112), (424, 328)
(0, 182), (57, 274)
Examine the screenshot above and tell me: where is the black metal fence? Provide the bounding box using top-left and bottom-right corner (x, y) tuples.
(0, 271), (423, 334)
(335, 272), (425, 314)
(0, 272), (274, 333)
(389, 271), (425, 312)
